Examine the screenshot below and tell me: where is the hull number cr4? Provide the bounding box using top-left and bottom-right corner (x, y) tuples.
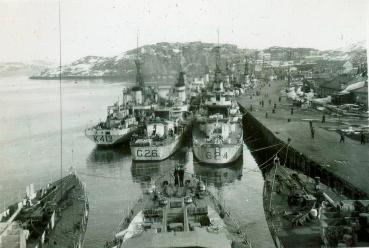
(136, 149), (158, 158)
(93, 135), (113, 143)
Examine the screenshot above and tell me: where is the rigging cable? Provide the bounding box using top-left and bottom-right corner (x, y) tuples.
(249, 142), (284, 153)
(58, 0), (63, 201)
(269, 143), (289, 211)
(245, 143), (288, 173)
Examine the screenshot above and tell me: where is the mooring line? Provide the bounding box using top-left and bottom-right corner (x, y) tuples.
(249, 142), (284, 153)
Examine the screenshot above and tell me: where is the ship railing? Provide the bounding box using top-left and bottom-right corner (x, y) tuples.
(207, 190), (253, 248)
(143, 208), (163, 217)
(131, 134), (177, 146)
(114, 195), (143, 235)
(187, 206), (208, 216)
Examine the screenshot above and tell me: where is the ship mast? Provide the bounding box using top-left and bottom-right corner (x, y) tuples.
(176, 46), (185, 87)
(213, 29), (222, 89)
(244, 57), (249, 77)
(243, 57), (249, 84)
(58, 0), (63, 203)
(135, 30), (144, 88)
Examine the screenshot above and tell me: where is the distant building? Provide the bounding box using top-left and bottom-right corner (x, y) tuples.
(342, 61), (357, 75)
(317, 74), (353, 97)
(341, 80), (368, 109)
(351, 86), (368, 109)
(329, 78), (368, 108)
(304, 55), (326, 63)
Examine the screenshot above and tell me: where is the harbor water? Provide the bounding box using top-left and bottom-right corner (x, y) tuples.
(0, 75), (272, 247)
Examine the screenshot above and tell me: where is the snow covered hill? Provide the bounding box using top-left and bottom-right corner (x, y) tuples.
(30, 41), (367, 81)
(31, 42), (246, 81)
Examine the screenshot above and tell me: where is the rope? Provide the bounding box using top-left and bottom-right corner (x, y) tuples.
(78, 171), (125, 180)
(253, 143), (288, 172)
(269, 160), (278, 210)
(249, 143), (284, 153)
(268, 144), (290, 210)
(283, 144), (290, 166)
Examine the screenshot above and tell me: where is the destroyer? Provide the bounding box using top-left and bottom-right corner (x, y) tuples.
(85, 97), (139, 146)
(192, 47), (243, 164)
(130, 70), (191, 161)
(263, 156), (369, 248)
(105, 166), (251, 248)
(0, 170), (89, 248)
(85, 38), (158, 147)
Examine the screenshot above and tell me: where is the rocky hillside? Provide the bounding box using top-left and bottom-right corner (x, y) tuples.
(30, 41), (367, 81)
(31, 42), (249, 81)
(320, 40), (367, 64)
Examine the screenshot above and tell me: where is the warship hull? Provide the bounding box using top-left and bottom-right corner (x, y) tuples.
(0, 173), (89, 248)
(105, 168), (251, 248)
(192, 143), (243, 164)
(130, 134), (182, 161)
(85, 127), (138, 146)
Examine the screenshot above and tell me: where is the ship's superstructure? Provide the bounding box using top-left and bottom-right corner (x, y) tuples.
(105, 166), (251, 248)
(85, 38), (158, 146)
(192, 46), (243, 164)
(130, 110), (184, 161)
(320, 200), (369, 247)
(0, 172), (89, 248)
(232, 57), (253, 95)
(130, 52), (159, 120)
(263, 156), (369, 248)
(167, 69), (189, 112)
(85, 95), (139, 146)
(130, 70), (191, 161)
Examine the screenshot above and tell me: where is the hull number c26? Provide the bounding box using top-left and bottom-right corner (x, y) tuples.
(136, 149), (158, 158)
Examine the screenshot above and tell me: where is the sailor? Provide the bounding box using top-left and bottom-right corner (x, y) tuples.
(291, 107), (294, 115)
(311, 127), (315, 139)
(322, 114), (325, 123)
(179, 167), (184, 187)
(339, 132), (345, 143)
(174, 167), (179, 186)
(360, 132), (366, 144)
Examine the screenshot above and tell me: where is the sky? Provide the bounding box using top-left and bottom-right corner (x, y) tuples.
(0, 0), (368, 63)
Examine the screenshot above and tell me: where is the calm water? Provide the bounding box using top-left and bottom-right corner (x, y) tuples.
(0, 75), (273, 247)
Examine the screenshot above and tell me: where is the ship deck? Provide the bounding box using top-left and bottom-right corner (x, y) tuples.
(13, 174), (88, 248)
(193, 121), (242, 145)
(264, 165), (346, 248)
(109, 171), (251, 248)
(43, 174), (88, 248)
